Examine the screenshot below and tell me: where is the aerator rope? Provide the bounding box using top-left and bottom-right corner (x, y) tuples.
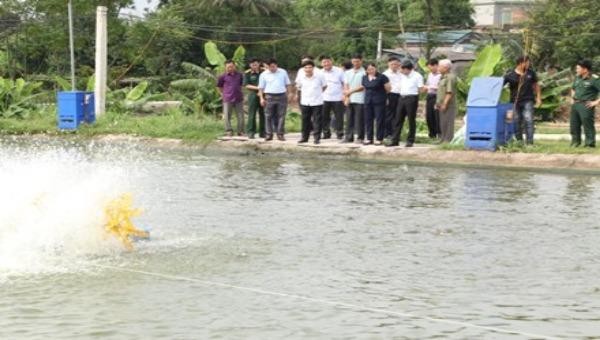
(93, 264), (561, 340)
(104, 194), (148, 250)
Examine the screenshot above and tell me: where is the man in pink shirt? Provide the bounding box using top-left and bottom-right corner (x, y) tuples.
(425, 58), (442, 139)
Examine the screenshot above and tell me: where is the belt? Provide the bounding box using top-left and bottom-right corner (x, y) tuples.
(400, 94), (418, 97)
(427, 93), (437, 96)
(266, 93), (286, 96)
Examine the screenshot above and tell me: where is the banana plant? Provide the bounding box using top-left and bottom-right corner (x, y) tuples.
(204, 41), (246, 74)
(169, 77), (221, 116)
(536, 68), (573, 120)
(457, 44), (504, 101)
(0, 77), (44, 119)
(108, 81), (167, 112)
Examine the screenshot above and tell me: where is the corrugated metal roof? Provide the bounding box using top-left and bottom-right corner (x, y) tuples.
(397, 30), (476, 44)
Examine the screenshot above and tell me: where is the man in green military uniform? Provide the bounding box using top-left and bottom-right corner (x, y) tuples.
(571, 59), (600, 147)
(435, 59), (457, 143)
(244, 58), (265, 139)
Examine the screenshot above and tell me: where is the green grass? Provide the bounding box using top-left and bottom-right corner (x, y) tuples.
(1, 110), (596, 155)
(0, 106), (305, 144)
(535, 122), (570, 135)
(438, 139), (600, 154)
(0, 108), (225, 144)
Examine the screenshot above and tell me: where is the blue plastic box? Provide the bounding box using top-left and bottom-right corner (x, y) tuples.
(465, 77), (514, 151)
(57, 91), (95, 130)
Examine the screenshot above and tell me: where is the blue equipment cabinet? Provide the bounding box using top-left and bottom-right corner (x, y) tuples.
(465, 77), (514, 151)
(57, 91), (95, 130)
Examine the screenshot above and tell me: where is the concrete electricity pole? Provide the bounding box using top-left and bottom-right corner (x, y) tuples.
(68, 0), (76, 90)
(95, 6), (108, 117)
(377, 31), (383, 60)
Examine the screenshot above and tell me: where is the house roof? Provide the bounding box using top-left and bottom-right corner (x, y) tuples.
(383, 46), (476, 63)
(396, 30), (480, 45)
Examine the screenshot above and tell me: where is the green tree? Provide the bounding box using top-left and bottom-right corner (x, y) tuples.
(3, 0), (134, 76)
(157, 0), (299, 67)
(292, 0), (474, 62)
(527, 0), (600, 70)
(400, 0), (475, 59)
(292, 0), (397, 60)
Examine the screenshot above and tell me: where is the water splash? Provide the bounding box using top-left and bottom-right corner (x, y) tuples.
(0, 144), (138, 278)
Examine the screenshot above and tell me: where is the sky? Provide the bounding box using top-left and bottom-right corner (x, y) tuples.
(122, 0), (159, 16)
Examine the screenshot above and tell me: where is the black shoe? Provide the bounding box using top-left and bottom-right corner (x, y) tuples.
(385, 141), (399, 147)
(298, 139), (308, 144)
(584, 144), (596, 148)
(341, 138), (353, 144)
(248, 134), (255, 139)
(405, 142), (414, 147)
(314, 139), (320, 145)
(265, 135), (273, 141)
(570, 142), (581, 147)
(277, 134), (285, 141)
(336, 134), (344, 140)
(323, 132), (331, 139)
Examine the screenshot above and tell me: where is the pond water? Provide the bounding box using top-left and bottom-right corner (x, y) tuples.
(1, 138), (599, 339)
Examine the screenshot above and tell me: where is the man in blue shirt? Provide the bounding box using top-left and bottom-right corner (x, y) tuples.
(258, 58), (292, 141)
(342, 54), (366, 143)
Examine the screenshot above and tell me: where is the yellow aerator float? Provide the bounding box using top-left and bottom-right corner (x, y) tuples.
(104, 193), (149, 250)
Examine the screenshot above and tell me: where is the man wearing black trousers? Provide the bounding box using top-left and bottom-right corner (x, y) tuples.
(342, 54), (366, 144)
(320, 56), (346, 140)
(296, 60), (327, 144)
(425, 58), (442, 139)
(387, 60), (424, 147)
(383, 56), (402, 140)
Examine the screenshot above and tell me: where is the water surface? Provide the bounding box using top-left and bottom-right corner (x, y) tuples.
(1, 139), (599, 339)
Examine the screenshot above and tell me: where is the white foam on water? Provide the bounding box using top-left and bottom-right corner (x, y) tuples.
(0, 146), (133, 278)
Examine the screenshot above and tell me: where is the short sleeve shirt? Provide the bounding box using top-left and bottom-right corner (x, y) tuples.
(217, 72), (243, 103)
(344, 67), (366, 104)
(436, 73), (457, 109)
(399, 71), (424, 96)
(297, 73), (326, 106)
(573, 75), (600, 101)
(258, 68), (291, 94)
(504, 69), (538, 103)
(321, 66), (345, 102)
(295, 67), (322, 86)
(426, 72), (441, 95)
(244, 71), (261, 96)
(383, 69), (403, 94)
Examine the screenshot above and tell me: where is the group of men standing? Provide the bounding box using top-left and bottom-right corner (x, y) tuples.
(292, 54), (458, 146)
(217, 55), (458, 146)
(218, 55), (600, 149)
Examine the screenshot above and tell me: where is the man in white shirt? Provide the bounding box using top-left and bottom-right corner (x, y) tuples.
(295, 55), (317, 87)
(294, 55), (319, 134)
(296, 60), (327, 144)
(320, 56), (345, 140)
(383, 56), (402, 139)
(388, 59), (425, 147)
(425, 58), (442, 139)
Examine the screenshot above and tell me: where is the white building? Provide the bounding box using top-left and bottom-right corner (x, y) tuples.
(471, 0), (536, 28)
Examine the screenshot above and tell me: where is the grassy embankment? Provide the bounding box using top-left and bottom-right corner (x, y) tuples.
(2, 109), (598, 154)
